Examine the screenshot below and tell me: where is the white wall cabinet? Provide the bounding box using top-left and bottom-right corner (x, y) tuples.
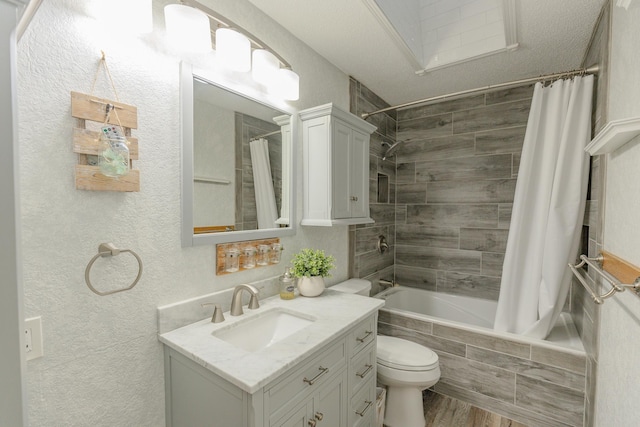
(164, 314), (378, 427)
(300, 103), (377, 226)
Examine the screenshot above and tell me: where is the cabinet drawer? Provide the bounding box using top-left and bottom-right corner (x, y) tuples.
(350, 316), (376, 356)
(350, 343), (375, 394)
(266, 339), (346, 417)
(349, 378), (376, 427)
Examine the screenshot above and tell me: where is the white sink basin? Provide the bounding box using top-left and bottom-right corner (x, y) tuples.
(213, 309), (315, 352)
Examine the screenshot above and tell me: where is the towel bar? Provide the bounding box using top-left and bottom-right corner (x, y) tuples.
(568, 254), (640, 304)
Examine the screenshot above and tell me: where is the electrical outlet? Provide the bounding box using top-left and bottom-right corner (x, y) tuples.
(24, 317), (43, 361)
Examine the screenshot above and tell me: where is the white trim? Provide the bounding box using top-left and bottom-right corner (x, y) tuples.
(585, 117), (640, 155)
(16, 0), (41, 41)
(415, 44), (520, 76)
(361, 0), (425, 72)
(0, 1), (27, 425)
(502, 0), (518, 48)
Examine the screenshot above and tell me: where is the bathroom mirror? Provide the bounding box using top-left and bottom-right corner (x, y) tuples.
(181, 62), (296, 246)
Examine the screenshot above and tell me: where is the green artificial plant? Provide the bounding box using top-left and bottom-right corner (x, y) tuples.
(290, 248), (336, 278)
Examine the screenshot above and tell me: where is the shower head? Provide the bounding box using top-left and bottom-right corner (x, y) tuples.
(382, 140), (405, 160)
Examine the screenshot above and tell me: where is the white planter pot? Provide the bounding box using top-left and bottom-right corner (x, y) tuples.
(298, 276), (325, 297)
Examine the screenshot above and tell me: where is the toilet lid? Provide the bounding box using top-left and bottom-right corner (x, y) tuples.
(377, 336), (439, 371)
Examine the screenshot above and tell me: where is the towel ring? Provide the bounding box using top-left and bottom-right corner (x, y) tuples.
(84, 243), (143, 296)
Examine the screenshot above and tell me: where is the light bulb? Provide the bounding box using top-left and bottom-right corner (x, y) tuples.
(164, 4), (212, 53)
(252, 49), (279, 85)
(215, 28), (251, 72)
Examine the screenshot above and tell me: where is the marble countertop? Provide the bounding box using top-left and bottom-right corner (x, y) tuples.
(158, 289), (384, 394)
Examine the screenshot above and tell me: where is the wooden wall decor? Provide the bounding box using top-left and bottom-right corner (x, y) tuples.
(216, 238), (282, 276)
(71, 91), (140, 192)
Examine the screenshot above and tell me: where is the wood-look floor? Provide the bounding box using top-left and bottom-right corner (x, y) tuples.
(422, 391), (529, 427)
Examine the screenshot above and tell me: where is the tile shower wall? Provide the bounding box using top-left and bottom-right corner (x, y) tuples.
(394, 85), (532, 300)
(349, 78), (532, 299)
(571, 2), (609, 426)
(235, 113), (282, 231)
(349, 78), (398, 292)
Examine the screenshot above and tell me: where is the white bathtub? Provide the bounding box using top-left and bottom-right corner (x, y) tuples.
(375, 286), (584, 352)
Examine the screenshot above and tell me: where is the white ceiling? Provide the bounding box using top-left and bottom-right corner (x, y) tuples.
(247, 0), (607, 107)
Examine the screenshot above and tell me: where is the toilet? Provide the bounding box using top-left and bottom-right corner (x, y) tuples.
(331, 279), (441, 427)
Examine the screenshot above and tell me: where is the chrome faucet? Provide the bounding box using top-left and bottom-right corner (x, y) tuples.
(230, 284), (260, 316)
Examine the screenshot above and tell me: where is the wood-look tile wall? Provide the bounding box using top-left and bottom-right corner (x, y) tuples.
(349, 78), (531, 299)
(394, 85), (532, 300)
(572, 3), (610, 426)
(349, 78), (397, 292)
(234, 113), (282, 231)
(379, 310), (587, 427)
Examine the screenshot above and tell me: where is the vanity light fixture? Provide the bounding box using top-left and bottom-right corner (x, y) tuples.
(275, 68), (300, 101)
(164, 4), (212, 53)
(176, 0), (300, 101)
(252, 49), (280, 85)
(215, 28), (251, 72)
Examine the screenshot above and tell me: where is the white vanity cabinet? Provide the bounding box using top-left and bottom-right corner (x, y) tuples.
(347, 313), (377, 426)
(274, 368), (348, 427)
(300, 103), (377, 226)
(163, 313), (378, 427)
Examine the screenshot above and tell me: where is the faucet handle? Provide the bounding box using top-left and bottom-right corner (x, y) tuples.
(248, 294), (260, 310)
(201, 303), (225, 323)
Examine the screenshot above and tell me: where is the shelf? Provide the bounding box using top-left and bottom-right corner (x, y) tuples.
(585, 117), (640, 155)
(194, 176), (231, 185)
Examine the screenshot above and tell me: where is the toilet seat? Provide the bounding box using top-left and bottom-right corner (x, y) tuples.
(377, 335), (439, 371)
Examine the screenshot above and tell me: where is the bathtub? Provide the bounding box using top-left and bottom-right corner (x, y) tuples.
(375, 285), (584, 351)
(374, 285), (587, 427)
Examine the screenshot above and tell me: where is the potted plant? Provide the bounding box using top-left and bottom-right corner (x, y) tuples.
(290, 248), (336, 297)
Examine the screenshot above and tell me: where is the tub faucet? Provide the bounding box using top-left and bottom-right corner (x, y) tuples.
(379, 279), (398, 289)
(230, 284), (260, 316)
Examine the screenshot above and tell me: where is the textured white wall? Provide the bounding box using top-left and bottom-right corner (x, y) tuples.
(595, 3), (640, 426)
(17, 0), (350, 425)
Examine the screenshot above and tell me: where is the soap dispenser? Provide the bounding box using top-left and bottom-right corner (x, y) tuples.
(279, 267), (296, 300)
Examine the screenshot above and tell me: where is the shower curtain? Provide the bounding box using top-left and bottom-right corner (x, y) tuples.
(250, 138), (278, 229)
(493, 75), (594, 339)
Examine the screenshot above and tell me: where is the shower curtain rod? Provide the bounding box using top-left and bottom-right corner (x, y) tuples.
(361, 64), (600, 120)
(249, 129), (281, 142)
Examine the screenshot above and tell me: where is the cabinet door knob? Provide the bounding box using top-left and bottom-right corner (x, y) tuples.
(315, 412), (324, 421)
(350, 196), (359, 201)
(308, 420), (317, 427)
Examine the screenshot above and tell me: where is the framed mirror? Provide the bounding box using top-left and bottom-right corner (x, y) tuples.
(180, 62), (297, 246)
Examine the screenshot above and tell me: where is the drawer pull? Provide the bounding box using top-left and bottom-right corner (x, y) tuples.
(355, 400), (373, 417)
(350, 196), (359, 201)
(314, 412), (324, 421)
(308, 420), (316, 427)
(356, 330), (373, 343)
(356, 364), (373, 378)
(303, 366), (329, 386)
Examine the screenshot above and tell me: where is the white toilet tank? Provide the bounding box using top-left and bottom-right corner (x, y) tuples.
(331, 279), (371, 296)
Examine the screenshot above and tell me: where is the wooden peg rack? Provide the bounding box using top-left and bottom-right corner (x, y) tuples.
(71, 91), (140, 192)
